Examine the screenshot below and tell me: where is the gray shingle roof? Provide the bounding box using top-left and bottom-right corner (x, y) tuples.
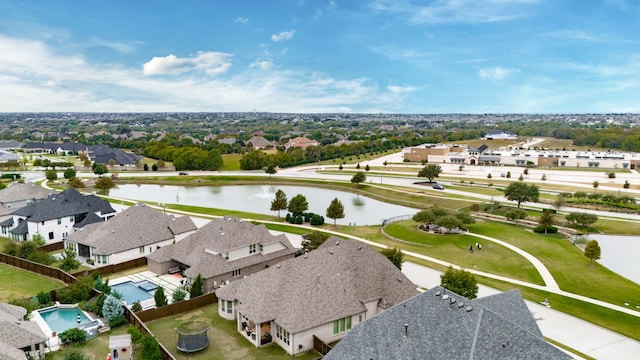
(324, 287), (572, 360)
(12, 188), (115, 222)
(66, 203), (196, 255)
(216, 238), (419, 334)
(0, 303), (46, 357)
(89, 145), (141, 165)
(0, 183), (54, 204)
(147, 216), (295, 279)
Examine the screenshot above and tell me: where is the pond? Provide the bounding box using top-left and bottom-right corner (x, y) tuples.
(108, 184), (418, 225)
(586, 234), (640, 285)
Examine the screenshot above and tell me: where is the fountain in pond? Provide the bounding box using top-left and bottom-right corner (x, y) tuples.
(251, 185), (276, 199)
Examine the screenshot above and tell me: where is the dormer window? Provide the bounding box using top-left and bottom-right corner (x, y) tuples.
(223, 252), (229, 260)
(249, 244), (257, 254)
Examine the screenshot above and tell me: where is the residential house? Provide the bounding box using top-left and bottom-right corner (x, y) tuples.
(65, 203), (197, 266)
(0, 140), (24, 150)
(485, 129), (517, 140)
(0, 303), (47, 360)
(325, 286), (571, 360)
(244, 136), (275, 149)
(88, 144), (142, 166)
(0, 150), (20, 163)
(147, 216), (296, 292)
(215, 238), (419, 356)
(0, 183), (55, 221)
(284, 136), (318, 149)
(0, 188), (115, 243)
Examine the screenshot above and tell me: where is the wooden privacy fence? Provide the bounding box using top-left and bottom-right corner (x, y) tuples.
(0, 253), (75, 284)
(124, 305), (176, 360)
(72, 257), (148, 278)
(313, 335), (332, 356)
(135, 292), (218, 323)
(38, 241), (65, 252)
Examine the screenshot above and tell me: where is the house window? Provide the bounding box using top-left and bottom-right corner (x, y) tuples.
(139, 246), (145, 253)
(57, 218), (62, 225)
(249, 244), (256, 254)
(333, 316), (352, 334)
(69, 216), (74, 223)
(41, 221), (45, 225)
(1, 227), (6, 235)
(226, 300), (233, 314)
(259, 244), (263, 253)
(223, 252), (229, 260)
(48, 232), (54, 240)
(276, 324), (290, 345)
(232, 269), (241, 277)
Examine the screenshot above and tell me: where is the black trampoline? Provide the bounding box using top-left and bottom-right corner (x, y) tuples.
(176, 321), (209, 353)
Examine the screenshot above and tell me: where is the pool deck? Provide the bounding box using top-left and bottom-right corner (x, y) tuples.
(31, 303), (102, 352)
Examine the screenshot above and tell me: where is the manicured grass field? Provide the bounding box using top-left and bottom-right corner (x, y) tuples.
(46, 325), (138, 360)
(146, 303), (320, 360)
(221, 153), (243, 171)
(384, 221), (544, 285)
(468, 221), (640, 308)
(0, 263), (65, 302)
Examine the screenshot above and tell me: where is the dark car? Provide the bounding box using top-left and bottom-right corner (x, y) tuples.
(178, 172), (189, 176)
(432, 183), (445, 190)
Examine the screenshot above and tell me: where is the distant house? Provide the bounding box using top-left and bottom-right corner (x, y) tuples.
(215, 238), (419, 356)
(21, 142), (88, 155)
(284, 136), (318, 149)
(147, 216), (296, 291)
(485, 129), (517, 140)
(88, 144), (142, 166)
(0, 188), (115, 243)
(0, 183), (55, 221)
(0, 303), (47, 360)
(245, 136), (275, 149)
(0, 150), (20, 163)
(325, 286), (571, 360)
(65, 203), (197, 266)
(0, 140), (24, 151)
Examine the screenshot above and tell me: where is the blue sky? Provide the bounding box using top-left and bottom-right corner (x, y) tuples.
(1, 0), (639, 113)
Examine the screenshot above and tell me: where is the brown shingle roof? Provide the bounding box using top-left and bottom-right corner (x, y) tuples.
(66, 203), (197, 255)
(0, 303), (46, 356)
(216, 238), (418, 333)
(0, 183), (54, 204)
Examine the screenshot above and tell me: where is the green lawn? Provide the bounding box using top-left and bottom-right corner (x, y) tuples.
(384, 221), (544, 285)
(468, 221), (640, 308)
(146, 303), (320, 360)
(221, 153), (243, 171)
(46, 325), (140, 360)
(0, 263), (65, 302)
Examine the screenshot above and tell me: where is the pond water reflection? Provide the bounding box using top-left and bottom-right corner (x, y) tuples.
(109, 184), (418, 225)
(587, 234), (640, 284)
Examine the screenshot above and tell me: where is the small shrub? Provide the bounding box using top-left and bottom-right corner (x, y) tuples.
(64, 351), (89, 360)
(172, 288), (187, 302)
(469, 203), (480, 212)
(37, 291), (52, 306)
(533, 226), (558, 234)
(59, 328), (87, 345)
(131, 301), (143, 312)
(128, 326), (143, 344)
(109, 315), (127, 329)
(310, 214), (325, 225)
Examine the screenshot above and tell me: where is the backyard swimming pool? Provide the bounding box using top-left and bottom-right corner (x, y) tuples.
(38, 305), (100, 335)
(111, 281), (155, 305)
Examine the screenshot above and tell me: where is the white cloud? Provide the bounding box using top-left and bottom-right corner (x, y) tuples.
(142, 52), (232, 76)
(250, 60), (273, 70)
(0, 35), (413, 112)
(478, 66), (516, 80)
(234, 17), (249, 24)
(387, 85), (417, 94)
(271, 30), (296, 42)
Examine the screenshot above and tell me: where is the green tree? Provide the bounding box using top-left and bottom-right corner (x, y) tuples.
(63, 167), (77, 179)
(365, 164), (370, 171)
(151, 163), (158, 171)
(417, 164), (442, 183)
(538, 210), (556, 234)
(440, 266), (478, 299)
(565, 213), (598, 229)
(592, 180), (599, 192)
(584, 240), (601, 266)
(205, 149), (224, 170)
(143, 163), (149, 171)
(32, 233), (46, 246)
(301, 231), (330, 252)
(518, 174), (524, 181)
(94, 177), (115, 191)
(350, 171), (366, 186)
(68, 177), (85, 189)
(239, 150), (267, 170)
(554, 194), (566, 211)
(505, 209), (527, 223)
(623, 180), (630, 189)
(102, 294), (124, 321)
(154, 287), (167, 307)
(381, 247), (404, 270)
(93, 163), (108, 175)
(270, 189), (288, 218)
(325, 197), (345, 226)
(506, 171), (511, 178)
(189, 273), (204, 298)
(265, 165), (277, 175)
(157, 160), (165, 168)
(436, 215), (463, 232)
(59, 246), (81, 273)
(131, 301), (143, 312)
(504, 182), (539, 208)
(172, 288), (187, 302)
(45, 170), (57, 181)
(412, 210), (436, 225)
(139, 334), (163, 360)
(288, 194), (309, 216)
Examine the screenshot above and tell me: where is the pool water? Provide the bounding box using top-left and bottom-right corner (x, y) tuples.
(39, 306), (92, 334)
(112, 281), (154, 305)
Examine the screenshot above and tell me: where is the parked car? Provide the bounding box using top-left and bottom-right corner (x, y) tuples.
(178, 172), (189, 175)
(432, 183), (445, 190)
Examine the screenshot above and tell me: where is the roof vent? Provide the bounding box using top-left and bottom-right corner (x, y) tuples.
(221, 232), (224, 236)
(435, 291), (441, 297)
(450, 298), (456, 304)
(335, 240), (340, 245)
(465, 306), (473, 312)
(442, 294), (449, 301)
(276, 264), (281, 269)
(457, 302), (464, 308)
(329, 250), (334, 255)
(357, 245), (362, 250)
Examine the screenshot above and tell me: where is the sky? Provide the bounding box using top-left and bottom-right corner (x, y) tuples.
(1, 0), (640, 114)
